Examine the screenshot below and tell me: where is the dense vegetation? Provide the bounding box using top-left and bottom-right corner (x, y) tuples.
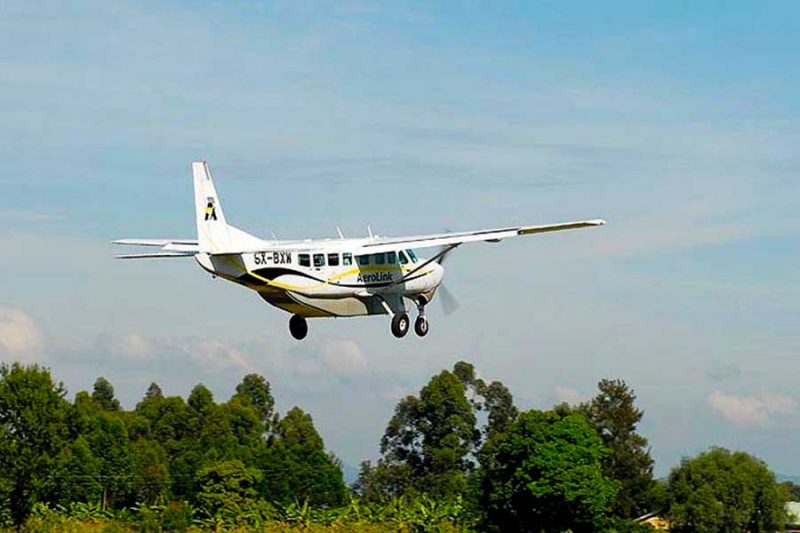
(0, 360), (792, 532)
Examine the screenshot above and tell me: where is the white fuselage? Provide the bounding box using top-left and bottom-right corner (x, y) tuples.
(194, 244), (444, 318)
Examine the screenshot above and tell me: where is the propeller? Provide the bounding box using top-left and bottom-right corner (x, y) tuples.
(438, 283), (460, 315)
(434, 243), (460, 315)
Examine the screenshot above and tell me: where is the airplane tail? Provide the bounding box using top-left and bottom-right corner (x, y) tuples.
(192, 161), (262, 253)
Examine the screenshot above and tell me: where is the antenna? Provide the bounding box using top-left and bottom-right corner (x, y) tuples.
(367, 225), (374, 238)
(271, 232), (277, 244)
(336, 226), (344, 239)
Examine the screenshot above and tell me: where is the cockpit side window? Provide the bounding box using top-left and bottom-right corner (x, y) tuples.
(398, 251), (409, 265)
(357, 255), (369, 266)
(387, 251), (397, 264)
(374, 253), (386, 265)
(407, 249), (418, 263)
(299, 254), (310, 267)
(313, 254), (325, 267)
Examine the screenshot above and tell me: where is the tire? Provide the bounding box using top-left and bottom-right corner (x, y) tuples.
(289, 314), (308, 340)
(414, 316), (429, 337)
(391, 313), (410, 338)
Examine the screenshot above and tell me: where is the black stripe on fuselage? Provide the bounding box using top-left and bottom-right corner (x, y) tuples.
(238, 267), (428, 289)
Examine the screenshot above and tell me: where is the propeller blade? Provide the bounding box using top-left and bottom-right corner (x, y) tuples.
(438, 284), (460, 315)
(435, 245), (456, 265)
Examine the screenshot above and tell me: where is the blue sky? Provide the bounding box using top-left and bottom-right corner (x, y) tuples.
(1, 0), (799, 477)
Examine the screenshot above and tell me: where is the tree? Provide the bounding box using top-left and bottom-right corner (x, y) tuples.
(0, 363), (72, 524)
(581, 378), (655, 518)
(131, 439), (171, 504)
(666, 447), (786, 533)
(92, 377), (121, 411)
(259, 407), (346, 506)
(195, 459), (263, 522)
(480, 409), (618, 533)
(233, 374), (275, 431)
(365, 361), (518, 503)
(380, 367), (480, 499)
(48, 436), (102, 506)
(145, 382), (164, 400)
(85, 411), (134, 508)
(782, 481), (800, 501)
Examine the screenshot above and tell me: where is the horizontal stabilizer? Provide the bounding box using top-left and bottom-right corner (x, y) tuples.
(115, 251), (196, 259)
(112, 239), (198, 247)
(112, 238), (199, 259)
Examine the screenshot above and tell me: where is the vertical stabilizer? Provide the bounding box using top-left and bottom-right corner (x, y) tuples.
(193, 161), (231, 253)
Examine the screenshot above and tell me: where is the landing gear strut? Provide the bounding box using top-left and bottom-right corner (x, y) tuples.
(391, 313), (410, 338)
(414, 297), (429, 337)
(289, 314), (308, 340)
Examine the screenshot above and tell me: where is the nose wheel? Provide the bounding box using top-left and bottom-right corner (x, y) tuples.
(413, 297), (429, 337)
(414, 316), (429, 337)
(289, 314), (308, 340)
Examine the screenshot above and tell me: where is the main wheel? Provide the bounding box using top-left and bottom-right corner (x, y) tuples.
(391, 313), (410, 338)
(289, 314), (308, 340)
(414, 316), (429, 337)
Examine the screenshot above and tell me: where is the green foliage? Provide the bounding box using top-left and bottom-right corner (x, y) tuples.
(480, 409), (618, 532)
(666, 447), (786, 533)
(0, 361), (792, 533)
(259, 407), (347, 507)
(0, 363), (72, 524)
(782, 480), (800, 501)
(580, 379), (656, 518)
(233, 373), (276, 431)
(375, 362), (497, 501)
(194, 459), (267, 524)
(91, 377), (120, 412)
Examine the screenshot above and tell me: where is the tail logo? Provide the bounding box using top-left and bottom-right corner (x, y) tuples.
(204, 198), (217, 221)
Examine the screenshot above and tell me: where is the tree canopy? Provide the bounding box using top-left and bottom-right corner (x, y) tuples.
(580, 378), (656, 518)
(0, 365), (345, 526)
(0, 360), (792, 533)
(480, 409), (618, 532)
(666, 447), (786, 532)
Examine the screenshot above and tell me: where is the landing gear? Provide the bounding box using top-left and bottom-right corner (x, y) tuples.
(414, 297), (429, 337)
(414, 316), (429, 337)
(289, 314), (308, 340)
(391, 313), (410, 338)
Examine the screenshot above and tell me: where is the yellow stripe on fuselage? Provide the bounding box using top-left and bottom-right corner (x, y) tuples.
(246, 265), (431, 292)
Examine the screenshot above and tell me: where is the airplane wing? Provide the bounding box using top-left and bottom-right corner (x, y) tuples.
(354, 219), (606, 255)
(112, 239), (200, 259)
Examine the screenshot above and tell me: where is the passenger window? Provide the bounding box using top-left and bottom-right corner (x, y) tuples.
(313, 254), (325, 267)
(399, 251), (409, 264)
(357, 255), (369, 266)
(343, 253), (353, 266)
(387, 251), (397, 264)
(299, 254), (310, 267)
(407, 249), (418, 263)
(374, 253), (386, 265)
(328, 253), (340, 266)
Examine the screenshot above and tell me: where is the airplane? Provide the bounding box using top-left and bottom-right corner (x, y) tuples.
(114, 161), (605, 340)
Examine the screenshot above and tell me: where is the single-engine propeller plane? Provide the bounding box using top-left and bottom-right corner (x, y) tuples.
(114, 162), (605, 340)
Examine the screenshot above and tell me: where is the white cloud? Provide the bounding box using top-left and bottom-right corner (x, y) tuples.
(554, 386), (585, 405)
(114, 333), (156, 360)
(0, 305), (44, 361)
(320, 339), (368, 377)
(708, 391), (797, 427)
(182, 338), (254, 373)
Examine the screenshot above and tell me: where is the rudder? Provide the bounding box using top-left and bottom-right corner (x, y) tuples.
(193, 161), (231, 253)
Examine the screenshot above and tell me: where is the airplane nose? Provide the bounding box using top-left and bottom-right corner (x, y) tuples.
(433, 261), (445, 285)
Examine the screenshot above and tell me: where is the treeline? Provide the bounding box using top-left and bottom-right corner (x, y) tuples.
(0, 361), (793, 532)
